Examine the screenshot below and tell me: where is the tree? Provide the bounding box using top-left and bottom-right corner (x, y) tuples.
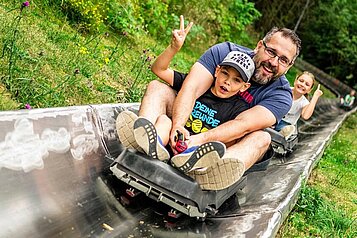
(253, 0), (356, 88)
(298, 0), (356, 88)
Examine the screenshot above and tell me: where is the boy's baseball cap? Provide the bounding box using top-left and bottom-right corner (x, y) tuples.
(220, 51), (255, 82)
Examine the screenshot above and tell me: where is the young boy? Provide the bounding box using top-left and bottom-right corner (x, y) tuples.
(132, 16), (255, 175)
(340, 89), (355, 110)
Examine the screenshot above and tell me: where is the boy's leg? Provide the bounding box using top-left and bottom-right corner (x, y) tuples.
(133, 117), (170, 161)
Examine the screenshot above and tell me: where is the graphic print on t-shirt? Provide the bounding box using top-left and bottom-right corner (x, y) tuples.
(185, 101), (220, 134)
(238, 90), (253, 104)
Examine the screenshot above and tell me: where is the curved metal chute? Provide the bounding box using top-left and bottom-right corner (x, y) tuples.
(0, 98), (355, 237)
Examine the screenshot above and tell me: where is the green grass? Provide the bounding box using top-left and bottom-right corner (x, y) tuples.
(0, 2), (336, 111)
(278, 112), (357, 237)
(0, 2), (201, 110)
(0, 84), (18, 110)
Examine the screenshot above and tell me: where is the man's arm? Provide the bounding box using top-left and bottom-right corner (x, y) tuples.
(188, 105), (276, 146)
(170, 62), (214, 145)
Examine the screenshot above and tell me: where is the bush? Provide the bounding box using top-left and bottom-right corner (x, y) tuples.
(60, 0), (261, 46)
(61, 0), (109, 32)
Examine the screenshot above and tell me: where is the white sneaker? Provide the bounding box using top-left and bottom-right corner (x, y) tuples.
(280, 125), (296, 139)
(171, 141), (226, 173)
(133, 117), (170, 162)
(116, 110), (142, 151)
(187, 158), (245, 190)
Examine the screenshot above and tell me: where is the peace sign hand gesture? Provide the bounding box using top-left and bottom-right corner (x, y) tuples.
(171, 15), (193, 51)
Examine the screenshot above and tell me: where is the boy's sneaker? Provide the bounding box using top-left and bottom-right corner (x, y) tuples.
(280, 125), (296, 140)
(133, 117), (170, 162)
(171, 141), (226, 173)
(116, 111), (143, 152)
(187, 158), (245, 191)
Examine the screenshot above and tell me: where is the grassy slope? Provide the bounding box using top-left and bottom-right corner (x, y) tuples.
(0, 3), (199, 110)
(278, 112), (357, 237)
(0, 3), (334, 110)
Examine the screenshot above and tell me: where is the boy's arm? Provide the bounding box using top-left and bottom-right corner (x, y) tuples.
(169, 42), (231, 146)
(151, 45), (179, 86)
(151, 15), (193, 86)
(349, 96), (355, 106)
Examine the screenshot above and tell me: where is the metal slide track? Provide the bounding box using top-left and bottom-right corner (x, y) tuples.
(0, 99), (355, 237)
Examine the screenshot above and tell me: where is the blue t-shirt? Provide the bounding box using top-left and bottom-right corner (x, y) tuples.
(198, 42), (292, 123)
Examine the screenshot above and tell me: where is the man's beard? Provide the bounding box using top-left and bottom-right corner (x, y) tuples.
(252, 58), (279, 85)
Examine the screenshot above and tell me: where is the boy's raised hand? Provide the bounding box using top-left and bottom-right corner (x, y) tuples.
(171, 15), (193, 51)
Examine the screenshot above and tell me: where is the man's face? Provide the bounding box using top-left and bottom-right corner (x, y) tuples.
(252, 32), (297, 84)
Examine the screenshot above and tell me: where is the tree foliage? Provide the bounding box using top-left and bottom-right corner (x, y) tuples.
(254, 0), (356, 89)
(254, 0), (316, 32)
(298, 0), (356, 88)
(46, 0), (260, 51)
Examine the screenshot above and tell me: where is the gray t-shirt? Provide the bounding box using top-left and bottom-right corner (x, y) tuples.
(282, 92), (309, 125)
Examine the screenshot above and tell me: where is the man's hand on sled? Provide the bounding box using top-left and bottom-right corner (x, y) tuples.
(185, 134), (206, 148)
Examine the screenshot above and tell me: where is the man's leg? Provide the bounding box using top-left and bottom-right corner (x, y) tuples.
(187, 130), (271, 190)
(224, 130), (271, 170)
(139, 80), (176, 123)
(117, 80), (176, 150)
(116, 110), (141, 150)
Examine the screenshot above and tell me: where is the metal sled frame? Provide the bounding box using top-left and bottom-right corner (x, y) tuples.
(110, 149), (246, 218)
(265, 128), (298, 156)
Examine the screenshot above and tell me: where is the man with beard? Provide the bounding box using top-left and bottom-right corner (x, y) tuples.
(117, 24), (301, 190)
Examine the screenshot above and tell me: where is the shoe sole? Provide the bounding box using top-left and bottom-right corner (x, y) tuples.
(116, 110), (143, 152)
(133, 117), (170, 162)
(187, 158), (245, 190)
(280, 125), (296, 139)
(171, 141), (226, 173)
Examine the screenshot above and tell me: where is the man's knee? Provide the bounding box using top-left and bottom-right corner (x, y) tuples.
(156, 114), (172, 125)
(140, 80), (176, 118)
(145, 80), (171, 94)
(249, 130), (271, 149)
(145, 80), (176, 102)
(242, 130), (273, 172)
(226, 130), (271, 149)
